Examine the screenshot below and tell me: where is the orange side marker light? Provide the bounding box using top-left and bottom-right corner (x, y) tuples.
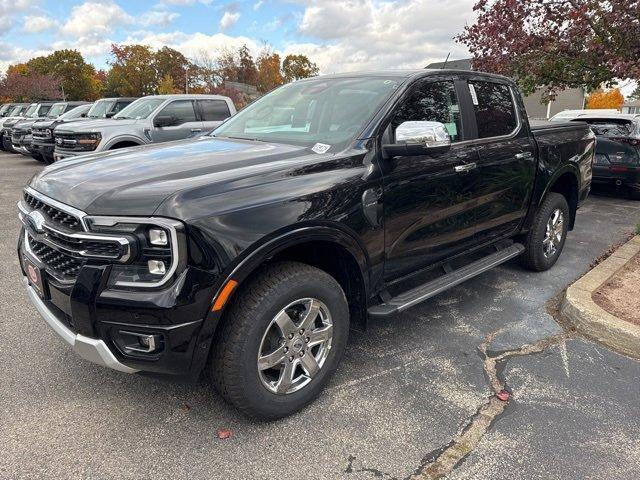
(212, 280), (238, 312)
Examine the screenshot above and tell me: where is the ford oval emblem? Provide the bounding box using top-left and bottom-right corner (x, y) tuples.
(27, 210), (46, 233)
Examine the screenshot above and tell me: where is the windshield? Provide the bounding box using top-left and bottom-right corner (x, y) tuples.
(60, 104), (91, 120)
(24, 104), (38, 117)
(8, 106), (25, 116)
(212, 76), (404, 150)
(0, 105), (11, 116)
(47, 103), (67, 118)
(114, 98), (165, 119)
(87, 100), (114, 118)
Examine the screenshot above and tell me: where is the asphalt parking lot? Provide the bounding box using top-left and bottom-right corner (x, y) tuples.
(2, 151), (640, 480)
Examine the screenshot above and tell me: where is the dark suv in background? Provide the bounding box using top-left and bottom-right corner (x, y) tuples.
(12, 101), (89, 161)
(2, 101), (57, 153)
(31, 103), (92, 163)
(572, 114), (640, 199)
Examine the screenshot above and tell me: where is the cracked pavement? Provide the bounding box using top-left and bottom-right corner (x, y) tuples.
(1, 152), (640, 479)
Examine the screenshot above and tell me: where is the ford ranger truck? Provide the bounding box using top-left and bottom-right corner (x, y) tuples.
(52, 94), (236, 161)
(0, 104), (32, 151)
(18, 70), (594, 420)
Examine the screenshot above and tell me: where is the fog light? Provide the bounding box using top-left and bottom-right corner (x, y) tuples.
(118, 331), (163, 353)
(147, 259), (166, 275)
(149, 228), (168, 245)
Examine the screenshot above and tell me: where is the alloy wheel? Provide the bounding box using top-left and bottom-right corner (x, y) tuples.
(257, 298), (333, 394)
(542, 208), (564, 258)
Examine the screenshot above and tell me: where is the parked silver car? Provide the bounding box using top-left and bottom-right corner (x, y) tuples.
(53, 94), (236, 160)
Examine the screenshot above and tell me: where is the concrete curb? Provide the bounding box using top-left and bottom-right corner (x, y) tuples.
(561, 235), (640, 359)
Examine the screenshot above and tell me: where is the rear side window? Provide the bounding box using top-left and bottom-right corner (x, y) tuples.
(199, 100), (231, 121)
(157, 100), (198, 124)
(469, 81), (517, 138)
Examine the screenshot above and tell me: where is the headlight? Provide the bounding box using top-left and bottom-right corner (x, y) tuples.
(85, 216), (186, 288)
(76, 132), (101, 150)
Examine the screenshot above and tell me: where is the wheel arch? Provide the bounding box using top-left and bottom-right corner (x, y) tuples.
(212, 225), (371, 332)
(544, 168), (580, 230)
(104, 135), (146, 150)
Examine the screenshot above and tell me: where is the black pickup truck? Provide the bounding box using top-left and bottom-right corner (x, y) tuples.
(18, 70), (594, 419)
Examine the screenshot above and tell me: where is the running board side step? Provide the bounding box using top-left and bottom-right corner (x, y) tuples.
(368, 243), (525, 317)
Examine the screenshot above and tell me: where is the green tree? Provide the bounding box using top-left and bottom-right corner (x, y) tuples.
(282, 54), (319, 83)
(27, 50), (99, 100)
(107, 44), (157, 96)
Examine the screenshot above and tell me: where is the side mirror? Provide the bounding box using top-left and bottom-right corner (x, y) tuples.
(105, 111), (116, 118)
(383, 121), (452, 157)
(80, 113), (87, 118)
(154, 115), (177, 128)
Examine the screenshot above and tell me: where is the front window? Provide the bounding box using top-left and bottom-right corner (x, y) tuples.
(0, 104), (11, 116)
(47, 103), (67, 118)
(87, 100), (114, 118)
(115, 98), (165, 120)
(212, 76), (405, 150)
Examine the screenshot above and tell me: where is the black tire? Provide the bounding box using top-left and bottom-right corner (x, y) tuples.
(210, 261), (349, 420)
(519, 192), (570, 271)
(628, 187), (640, 201)
(31, 154), (46, 163)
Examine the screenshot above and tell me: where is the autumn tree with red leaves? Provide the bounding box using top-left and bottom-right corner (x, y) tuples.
(457, 0), (640, 98)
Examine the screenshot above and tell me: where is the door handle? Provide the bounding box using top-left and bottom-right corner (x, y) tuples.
(190, 129), (202, 133)
(515, 151), (533, 160)
(454, 163), (477, 173)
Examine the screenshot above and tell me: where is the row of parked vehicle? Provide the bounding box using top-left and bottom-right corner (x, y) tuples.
(0, 94), (236, 164)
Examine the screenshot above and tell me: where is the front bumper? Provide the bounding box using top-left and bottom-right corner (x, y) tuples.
(19, 228), (221, 377)
(53, 147), (98, 161)
(23, 277), (138, 373)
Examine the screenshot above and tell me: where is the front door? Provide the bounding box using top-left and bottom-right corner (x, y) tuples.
(380, 78), (480, 281)
(152, 100), (203, 143)
(467, 79), (537, 244)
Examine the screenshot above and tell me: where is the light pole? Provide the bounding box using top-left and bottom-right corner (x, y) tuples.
(185, 67), (189, 94)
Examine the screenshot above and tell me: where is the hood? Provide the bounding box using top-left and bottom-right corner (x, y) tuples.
(55, 118), (138, 133)
(29, 136), (328, 216)
(2, 116), (27, 128)
(13, 119), (38, 130)
(32, 118), (57, 129)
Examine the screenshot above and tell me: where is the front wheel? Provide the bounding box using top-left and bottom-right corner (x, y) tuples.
(520, 192), (570, 271)
(210, 261), (349, 420)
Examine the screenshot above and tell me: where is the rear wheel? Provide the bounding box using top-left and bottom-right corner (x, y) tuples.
(520, 192), (570, 271)
(210, 261), (349, 420)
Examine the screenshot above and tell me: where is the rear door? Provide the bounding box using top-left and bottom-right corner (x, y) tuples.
(197, 99), (232, 132)
(151, 100), (203, 143)
(379, 77), (481, 281)
(465, 79), (536, 244)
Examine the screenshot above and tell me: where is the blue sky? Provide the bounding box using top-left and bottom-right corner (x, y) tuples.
(0, 0), (476, 74)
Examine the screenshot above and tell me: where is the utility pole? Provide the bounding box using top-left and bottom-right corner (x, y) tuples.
(185, 67), (189, 94)
(61, 85), (66, 101)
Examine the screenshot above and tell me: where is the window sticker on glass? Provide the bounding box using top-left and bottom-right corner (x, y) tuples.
(312, 143), (331, 154)
(468, 84), (479, 105)
(444, 123), (457, 138)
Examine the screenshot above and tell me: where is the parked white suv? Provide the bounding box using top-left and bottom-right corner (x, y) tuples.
(53, 94), (236, 160)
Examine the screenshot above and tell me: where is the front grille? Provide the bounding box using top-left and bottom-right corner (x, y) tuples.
(44, 226), (123, 258)
(32, 129), (51, 141)
(28, 235), (84, 280)
(24, 191), (82, 231)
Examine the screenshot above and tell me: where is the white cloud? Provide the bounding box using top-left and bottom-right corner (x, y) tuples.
(292, 0), (476, 73)
(253, 1), (264, 10)
(219, 11), (240, 31)
(139, 10), (180, 27)
(61, 1), (132, 38)
(160, 0), (213, 5)
(22, 15), (57, 33)
(123, 31), (261, 60)
(0, 0), (33, 31)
